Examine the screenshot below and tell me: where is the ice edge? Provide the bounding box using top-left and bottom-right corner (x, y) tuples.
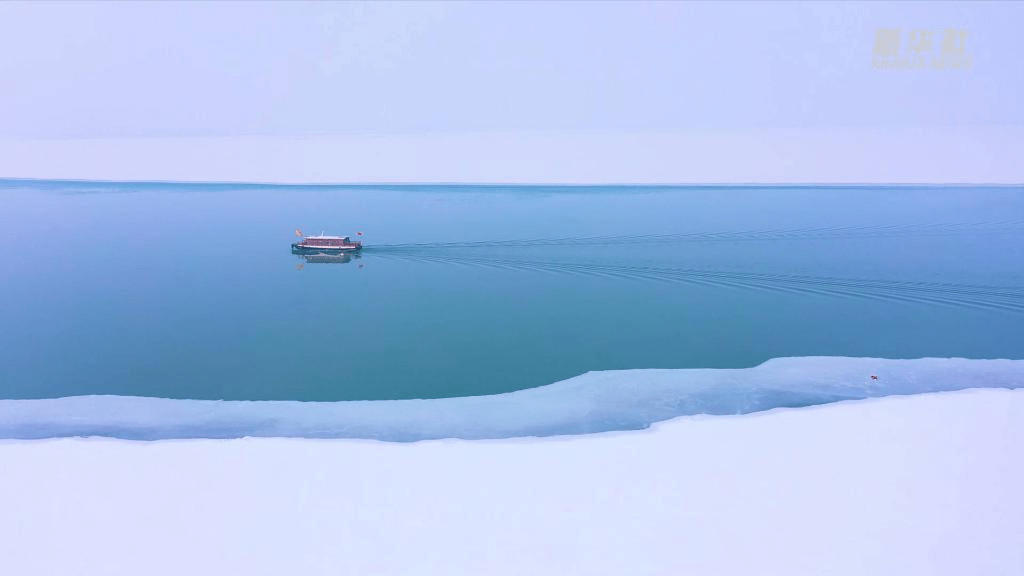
(2, 357), (1021, 441)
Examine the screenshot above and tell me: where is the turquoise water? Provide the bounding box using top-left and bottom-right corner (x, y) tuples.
(1, 180), (1022, 401)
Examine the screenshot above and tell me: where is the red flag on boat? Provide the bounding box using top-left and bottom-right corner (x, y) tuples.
(357, 232), (363, 236)
(295, 229), (303, 237)
(870, 375), (878, 380)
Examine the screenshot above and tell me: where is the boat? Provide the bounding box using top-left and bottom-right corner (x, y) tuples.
(291, 230), (363, 253)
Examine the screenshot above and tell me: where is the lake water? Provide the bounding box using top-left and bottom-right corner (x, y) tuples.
(1, 180), (1022, 401)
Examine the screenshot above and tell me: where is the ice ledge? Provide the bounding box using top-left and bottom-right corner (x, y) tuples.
(1, 357), (1021, 441)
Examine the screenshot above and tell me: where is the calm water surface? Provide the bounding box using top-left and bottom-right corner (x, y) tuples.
(1, 180), (1022, 400)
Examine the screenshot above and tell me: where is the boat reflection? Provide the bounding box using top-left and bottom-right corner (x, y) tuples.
(292, 248), (362, 267)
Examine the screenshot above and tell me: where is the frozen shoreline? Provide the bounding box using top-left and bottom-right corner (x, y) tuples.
(2, 388), (1021, 575)
(2, 357), (1021, 440)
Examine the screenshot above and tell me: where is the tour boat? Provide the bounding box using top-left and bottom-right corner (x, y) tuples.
(292, 230), (363, 253)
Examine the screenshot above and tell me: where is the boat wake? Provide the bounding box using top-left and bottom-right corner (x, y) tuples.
(360, 220), (1024, 313)
(369, 252), (1024, 314)
(368, 220), (1024, 250)
(2, 357), (1021, 441)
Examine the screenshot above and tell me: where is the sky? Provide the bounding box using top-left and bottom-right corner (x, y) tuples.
(0, 1), (1021, 183)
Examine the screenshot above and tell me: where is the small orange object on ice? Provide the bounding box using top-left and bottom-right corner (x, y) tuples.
(870, 375), (878, 380)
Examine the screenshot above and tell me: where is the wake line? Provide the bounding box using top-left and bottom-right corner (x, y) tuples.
(366, 220), (1024, 250)
(373, 252), (1024, 314)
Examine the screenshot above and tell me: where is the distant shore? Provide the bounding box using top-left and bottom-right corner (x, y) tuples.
(4, 176), (1023, 188)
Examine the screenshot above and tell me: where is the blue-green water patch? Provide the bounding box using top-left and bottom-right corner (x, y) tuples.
(1, 180), (1022, 401)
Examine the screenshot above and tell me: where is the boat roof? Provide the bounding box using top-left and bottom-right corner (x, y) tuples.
(306, 234), (349, 239)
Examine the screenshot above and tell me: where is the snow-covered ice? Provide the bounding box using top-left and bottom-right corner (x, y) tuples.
(1, 388), (1021, 575)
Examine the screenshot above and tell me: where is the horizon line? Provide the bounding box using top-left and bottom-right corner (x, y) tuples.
(2, 177), (1022, 189)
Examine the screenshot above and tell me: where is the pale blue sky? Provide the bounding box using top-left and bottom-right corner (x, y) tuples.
(2, 1), (1021, 138)
(0, 1), (1021, 182)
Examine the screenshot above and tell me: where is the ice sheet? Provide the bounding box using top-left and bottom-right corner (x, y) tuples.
(1, 356), (1021, 440)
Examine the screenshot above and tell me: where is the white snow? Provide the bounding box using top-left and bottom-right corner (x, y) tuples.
(2, 357), (1021, 441)
(1, 388), (1021, 575)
